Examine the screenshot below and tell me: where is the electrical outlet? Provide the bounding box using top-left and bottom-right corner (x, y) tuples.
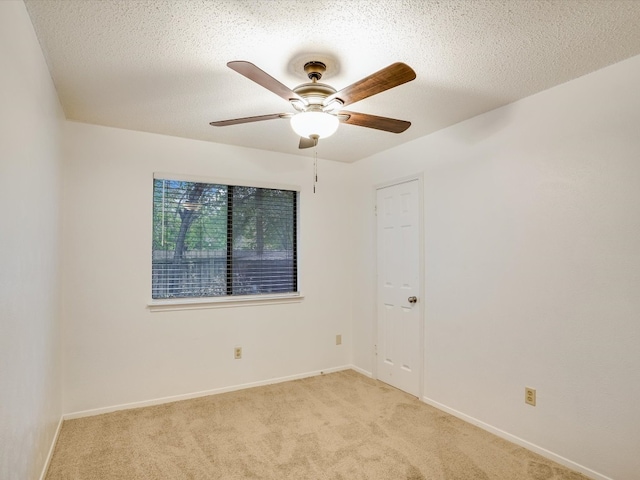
(525, 387), (536, 406)
(336, 334), (342, 345)
(234, 347), (242, 360)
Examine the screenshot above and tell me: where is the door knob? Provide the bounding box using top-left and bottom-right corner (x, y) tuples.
(408, 296), (417, 304)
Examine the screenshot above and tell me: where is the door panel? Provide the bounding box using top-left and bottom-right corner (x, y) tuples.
(376, 179), (421, 397)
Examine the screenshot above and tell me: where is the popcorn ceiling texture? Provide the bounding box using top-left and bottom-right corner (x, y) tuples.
(24, 0), (640, 162)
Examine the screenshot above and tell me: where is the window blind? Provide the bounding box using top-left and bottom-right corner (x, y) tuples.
(152, 178), (297, 299)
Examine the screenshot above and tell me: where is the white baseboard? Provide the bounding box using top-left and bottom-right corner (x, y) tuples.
(39, 415), (64, 480)
(422, 396), (612, 480)
(349, 364), (373, 378)
(63, 365), (355, 420)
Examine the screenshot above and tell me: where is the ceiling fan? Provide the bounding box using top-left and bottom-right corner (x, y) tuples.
(210, 60), (417, 149)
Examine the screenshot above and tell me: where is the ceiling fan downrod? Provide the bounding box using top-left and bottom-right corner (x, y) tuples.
(303, 61), (326, 82)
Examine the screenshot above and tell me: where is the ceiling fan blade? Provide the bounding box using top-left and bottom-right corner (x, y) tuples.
(298, 137), (317, 149)
(227, 61), (302, 103)
(339, 111), (411, 133)
(209, 113), (284, 127)
(326, 62), (416, 107)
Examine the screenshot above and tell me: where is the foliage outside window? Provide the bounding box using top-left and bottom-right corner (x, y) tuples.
(152, 177), (298, 300)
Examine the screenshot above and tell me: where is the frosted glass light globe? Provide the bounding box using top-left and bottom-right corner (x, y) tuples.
(290, 111), (339, 139)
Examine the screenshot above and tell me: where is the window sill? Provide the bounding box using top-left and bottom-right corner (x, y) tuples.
(148, 293), (304, 312)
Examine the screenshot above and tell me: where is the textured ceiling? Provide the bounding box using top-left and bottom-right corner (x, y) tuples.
(24, 0), (640, 163)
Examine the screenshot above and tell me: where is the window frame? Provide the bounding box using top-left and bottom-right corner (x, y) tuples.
(148, 172), (303, 311)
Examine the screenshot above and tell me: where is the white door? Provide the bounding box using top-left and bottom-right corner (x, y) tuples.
(376, 179), (422, 397)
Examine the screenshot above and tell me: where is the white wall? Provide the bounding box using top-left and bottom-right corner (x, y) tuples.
(350, 54), (640, 480)
(0, 2), (64, 479)
(61, 122), (353, 413)
(7, 2), (637, 476)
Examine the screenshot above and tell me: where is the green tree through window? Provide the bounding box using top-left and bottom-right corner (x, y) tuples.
(152, 178), (297, 299)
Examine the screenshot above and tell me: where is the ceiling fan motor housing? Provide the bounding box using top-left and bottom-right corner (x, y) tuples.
(293, 61), (338, 111)
(294, 82), (336, 108)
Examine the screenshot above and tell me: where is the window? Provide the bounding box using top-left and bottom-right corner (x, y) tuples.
(152, 175), (298, 300)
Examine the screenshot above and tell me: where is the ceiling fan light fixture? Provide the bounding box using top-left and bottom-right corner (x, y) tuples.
(290, 111), (339, 139)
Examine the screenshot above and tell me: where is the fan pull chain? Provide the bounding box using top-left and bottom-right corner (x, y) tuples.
(313, 145), (318, 194)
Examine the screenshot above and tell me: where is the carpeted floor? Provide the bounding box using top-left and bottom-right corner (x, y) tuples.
(46, 370), (591, 479)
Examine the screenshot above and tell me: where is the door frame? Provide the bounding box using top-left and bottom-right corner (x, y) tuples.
(372, 173), (425, 399)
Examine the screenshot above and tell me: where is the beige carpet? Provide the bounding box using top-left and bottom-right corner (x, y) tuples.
(46, 370), (590, 479)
